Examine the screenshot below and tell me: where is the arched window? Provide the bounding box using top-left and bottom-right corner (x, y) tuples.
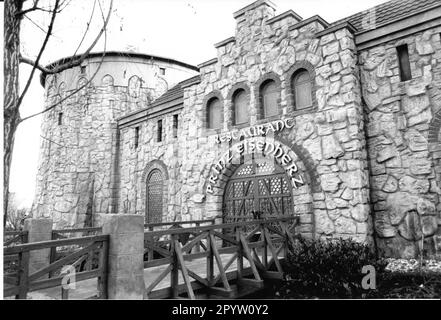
(260, 80), (279, 118)
(207, 97), (222, 130)
(233, 89), (248, 125)
(292, 70), (313, 110)
(146, 169), (163, 223)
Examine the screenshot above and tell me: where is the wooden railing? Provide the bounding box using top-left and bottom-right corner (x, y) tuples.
(51, 227), (102, 240)
(3, 234), (109, 300)
(144, 219), (217, 230)
(143, 216), (299, 299)
(143, 219), (217, 261)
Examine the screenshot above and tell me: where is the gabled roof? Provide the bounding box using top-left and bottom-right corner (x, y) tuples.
(150, 75), (201, 107)
(332, 0), (441, 31)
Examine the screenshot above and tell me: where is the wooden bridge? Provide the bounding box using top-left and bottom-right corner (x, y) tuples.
(3, 216), (299, 299)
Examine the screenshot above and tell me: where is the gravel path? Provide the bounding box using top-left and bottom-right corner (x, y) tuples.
(385, 259), (441, 273)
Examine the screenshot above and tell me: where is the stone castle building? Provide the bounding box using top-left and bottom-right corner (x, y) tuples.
(34, 0), (441, 258)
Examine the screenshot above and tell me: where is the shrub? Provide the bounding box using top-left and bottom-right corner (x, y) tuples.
(282, 237), (387, 298)
(367, 271), (441, 299)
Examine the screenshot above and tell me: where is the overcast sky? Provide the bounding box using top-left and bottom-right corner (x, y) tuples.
(7, 0), (388, 208)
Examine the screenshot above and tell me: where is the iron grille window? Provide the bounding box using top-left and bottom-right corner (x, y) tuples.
(146, 169), (163, 223)
(207, 98), (222, 130)
(292, 69), (312, 110)
(260, 80), (278, 118)
(397, 44), (412, 81)
(233, 89), (249, 125)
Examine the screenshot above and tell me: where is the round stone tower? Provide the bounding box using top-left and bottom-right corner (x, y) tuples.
(33, 51), (198, 228)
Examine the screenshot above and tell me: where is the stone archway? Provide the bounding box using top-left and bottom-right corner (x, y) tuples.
(204, 136), (321, 238)
(141, 160), (169, 223)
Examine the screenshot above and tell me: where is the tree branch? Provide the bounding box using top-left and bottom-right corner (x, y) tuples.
(16, 0), (40, 16)
(44, 0), (113, 75)
(23, 14), (49, 34)
(19, 0), (113, 78)
(19, 55), (50, 73)
(17, 0), (60, 110)
(16, 0), (67, 16)
(72, 0), (97, 57)
(18, 1), (109, 124)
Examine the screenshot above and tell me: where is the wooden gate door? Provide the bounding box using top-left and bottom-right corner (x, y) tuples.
(223, 159), (294, 223)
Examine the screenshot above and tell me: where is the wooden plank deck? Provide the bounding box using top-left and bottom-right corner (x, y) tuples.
(24, 253), (256, 300)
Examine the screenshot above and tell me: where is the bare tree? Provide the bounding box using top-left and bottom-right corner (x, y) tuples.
(3, 0), (114, 226)
(5, 192), (28, 231)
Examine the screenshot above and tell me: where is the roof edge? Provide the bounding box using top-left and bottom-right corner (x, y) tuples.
(288, 15), (330, 32)
(316, 21), (358, 38)
(40, 51), (199, 87)
(266, 9), (303, 25)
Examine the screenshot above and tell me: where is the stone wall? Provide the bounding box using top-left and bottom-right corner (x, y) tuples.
(360, 28), (441, 258)
(120, 2), (373, 242)
(34, 56), (196, 228)
(119, 113), (182, 221)
(34, 0), (440, 258)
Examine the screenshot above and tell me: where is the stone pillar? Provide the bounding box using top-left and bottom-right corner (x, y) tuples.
(102, 214), (145, 300)
(23, 218), (53, 275)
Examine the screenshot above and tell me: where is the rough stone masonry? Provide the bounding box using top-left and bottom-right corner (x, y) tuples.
(34, 0), (441, 258)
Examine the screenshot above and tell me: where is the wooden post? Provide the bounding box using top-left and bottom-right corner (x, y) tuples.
(97, 239), (109, 299)
(174, 239), (195, 299)
(195, 222), (201, 253)
(148, 226), (154, 261)
(206, 231), (214, 286)
(170, 234), (179, 298)
(262, 224), (268, 269)
(264, 228), (283, 274)
(236, 228), (243, 280)
(209, 233), (231, 291)
(16, 251), (30, 299)
(239, 233), (262, 281)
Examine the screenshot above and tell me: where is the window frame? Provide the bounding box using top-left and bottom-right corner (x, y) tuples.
(157, 119), (163, 143)
(134, 126), (140, 148)
(230, 85), (250, 127)
(292, 69), (313, 110)
(255, 73), (281, 121)
(396, 44), (412, 82)
(203, 91), (224, 134)
(172, 114), (179, 138)
(232, 89), (248, 125)
(206, 97), (222, 130)
(286, 62), (316, 114)
(58, 112), (63, 126)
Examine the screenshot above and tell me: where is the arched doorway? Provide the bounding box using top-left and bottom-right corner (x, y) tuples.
(223, 158), (294, 223)
(146, 169), (164, 223)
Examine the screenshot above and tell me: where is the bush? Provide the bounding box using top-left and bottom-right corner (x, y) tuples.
(281, 237), (387, 298)
(367, 271), (441, 299)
